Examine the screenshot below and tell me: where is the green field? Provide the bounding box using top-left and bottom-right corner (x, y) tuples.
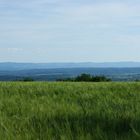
(0, 82), (140, 140)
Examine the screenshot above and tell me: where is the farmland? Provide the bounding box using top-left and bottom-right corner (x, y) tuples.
(0, 82), (140, 140)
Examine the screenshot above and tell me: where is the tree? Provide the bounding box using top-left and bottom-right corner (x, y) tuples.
(57, 73), (111, 82)
(20, 77), (34, 82)
(75, 74), (92, 82)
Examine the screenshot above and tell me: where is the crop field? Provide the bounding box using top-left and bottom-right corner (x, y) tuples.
(0, 82), (140, 140)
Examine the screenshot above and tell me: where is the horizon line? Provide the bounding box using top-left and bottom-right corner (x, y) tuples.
(0, 61), (140, 64)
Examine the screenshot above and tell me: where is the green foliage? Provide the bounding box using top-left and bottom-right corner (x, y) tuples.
(0, 82), (139, 139)
(18, 77), (35, 82)
(135, 79), (140, 82)
(58, 73), (111, 82)
(75, 73), (92, 81)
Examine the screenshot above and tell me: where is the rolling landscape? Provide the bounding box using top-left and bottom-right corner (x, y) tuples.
(0, 63), (139, 139)
(1, 0), (140, 139)
(1, 62), (140, 81)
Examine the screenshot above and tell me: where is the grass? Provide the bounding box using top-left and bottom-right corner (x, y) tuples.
(0, 82), (140, 139)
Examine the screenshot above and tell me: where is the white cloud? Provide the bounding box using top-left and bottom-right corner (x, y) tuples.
(0, 47), (23, 52)
(0, 0), (140, 62)
(7, 47), (23, 52)
(58, 2), (140, 23)
(113, 34), (140, 46)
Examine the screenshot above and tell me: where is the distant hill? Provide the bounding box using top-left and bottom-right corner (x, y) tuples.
(1, 62), (140, 71)
(0, 62), (140, 81)
(0, 67), (140, 81)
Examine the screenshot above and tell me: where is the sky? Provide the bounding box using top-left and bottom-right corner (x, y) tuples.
(0, 0), (140, 62)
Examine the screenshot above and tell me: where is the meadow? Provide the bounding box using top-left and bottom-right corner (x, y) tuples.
(0, 82), (140, 140)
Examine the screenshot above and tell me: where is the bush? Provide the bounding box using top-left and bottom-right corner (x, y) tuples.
(58, 73), (111, 82)
(75, 74), (92, 82)
(18, 77), (35, 82)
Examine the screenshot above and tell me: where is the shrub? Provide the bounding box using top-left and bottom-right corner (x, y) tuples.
(19, 77), (35, 82)
(57, 73), (111, 82)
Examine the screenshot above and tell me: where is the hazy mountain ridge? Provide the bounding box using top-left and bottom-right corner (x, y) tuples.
(0, 67), (140, 81)
(0, 62), (140, 81)
(1, 62), (140, 71)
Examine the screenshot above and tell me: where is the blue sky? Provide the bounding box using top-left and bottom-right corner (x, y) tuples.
(0, 0), (140, 62)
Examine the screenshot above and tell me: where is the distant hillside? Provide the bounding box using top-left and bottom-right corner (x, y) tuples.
(1, 62), (140, 71)
(0, 62), (140, 81)
(0, 67), (140, 81)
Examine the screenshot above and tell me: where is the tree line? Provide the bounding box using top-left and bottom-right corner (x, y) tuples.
(57, 73), (111, 82)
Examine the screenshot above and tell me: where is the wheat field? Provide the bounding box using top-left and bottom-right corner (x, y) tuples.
(0, 82), (140, 140)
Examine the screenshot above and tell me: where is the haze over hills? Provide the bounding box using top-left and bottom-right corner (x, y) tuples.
(0, 62), (140, 81)
(1, 62), (140, 71)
